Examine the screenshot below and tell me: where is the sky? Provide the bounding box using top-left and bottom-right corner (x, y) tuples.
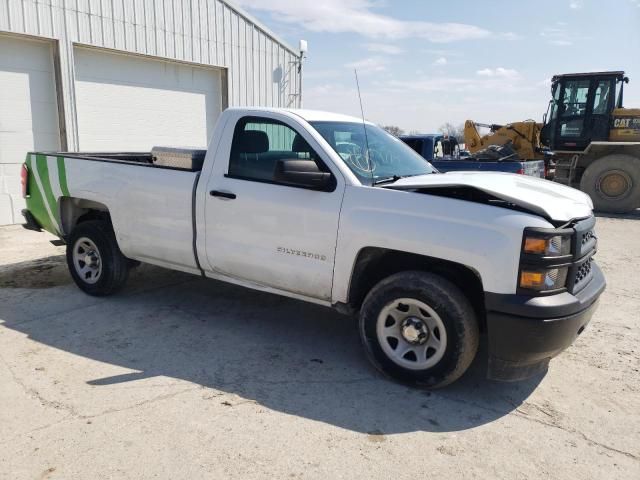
(234, 0), (640, 133)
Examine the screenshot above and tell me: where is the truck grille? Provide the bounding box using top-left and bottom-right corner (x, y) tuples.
(574, 257), (592, 287)
(574, 216), (597, 259)
(581, 230), (596, 247)
(569, 216), (597, 293)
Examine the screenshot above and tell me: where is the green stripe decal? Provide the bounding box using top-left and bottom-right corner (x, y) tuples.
(36, 154), (56, 209)
(24, 154), (55, 235)
(57, 156), (70, 197)
(36, 154), (59, 232)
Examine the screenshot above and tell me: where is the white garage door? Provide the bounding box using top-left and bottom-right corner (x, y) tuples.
(0, 35), (61, 225)
(74, 47), (223, 151)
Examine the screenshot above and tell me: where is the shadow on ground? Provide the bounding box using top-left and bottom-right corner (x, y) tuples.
(0, 257), (543, 434)
(596, 208), (640, 220)
(0, 255), (71, 288)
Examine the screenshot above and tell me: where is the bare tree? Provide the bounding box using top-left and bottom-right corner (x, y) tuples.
(382, 125), (405, 137)
(438, 122), (464, 143)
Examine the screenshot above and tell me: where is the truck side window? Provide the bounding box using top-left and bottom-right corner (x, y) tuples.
(561, 79), (590, 117)
(228, 117), (323, 184)
(403, 139), (423, 156)
(442, 139), (452, 156)
(434, 141), (444, 158)
(593, 81), (611, 115)
(559, 79), (590, 138)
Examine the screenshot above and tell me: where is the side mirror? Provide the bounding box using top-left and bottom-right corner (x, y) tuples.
(274, 159), (334, 190)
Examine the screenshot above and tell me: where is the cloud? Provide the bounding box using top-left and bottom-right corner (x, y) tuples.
(549, 39), (573, 46)
(234, 0), (491, 42)
(303, 77), (548, 133)
(363, 43), (403, 55)
(424, 49), (464, 57)
(385, 77), (473, 93)
(304, 69), (342, 80)
(536, 78), (553, 88)
(433, 57), (448, 66)
(383, 72), (529, 95)
(540, 24), (576, 46)
(569, 0), (583, 8)
(476, 67), (520, 79)
(500, 32), (522, 40)
(346, 57), (387, 73)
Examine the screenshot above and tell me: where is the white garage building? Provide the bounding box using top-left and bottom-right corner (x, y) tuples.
(0, 0), (303, 224)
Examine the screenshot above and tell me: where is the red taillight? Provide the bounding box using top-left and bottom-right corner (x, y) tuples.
(21, 164), (29, 197)
(516, 168), (524, 175)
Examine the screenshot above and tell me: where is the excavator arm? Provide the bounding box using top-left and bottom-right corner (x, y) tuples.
(464, 120), (545, 160)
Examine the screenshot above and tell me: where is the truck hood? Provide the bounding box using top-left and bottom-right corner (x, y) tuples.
(383, 172), (593, 222)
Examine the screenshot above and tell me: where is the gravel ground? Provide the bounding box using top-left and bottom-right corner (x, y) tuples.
(1, 214), (639, 480)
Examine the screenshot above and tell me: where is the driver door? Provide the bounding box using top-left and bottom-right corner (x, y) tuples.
(203, 115), (344, 301)
(556, 79), (591, 149)
(588, 78), (616, 142)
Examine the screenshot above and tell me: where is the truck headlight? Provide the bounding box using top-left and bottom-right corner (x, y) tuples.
(519, 227), (573, 294)
(519, 267), (569, 291)
(523, 234), (571, 256)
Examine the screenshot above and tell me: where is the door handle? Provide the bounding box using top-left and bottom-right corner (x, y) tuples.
(210, 190), (236, 200)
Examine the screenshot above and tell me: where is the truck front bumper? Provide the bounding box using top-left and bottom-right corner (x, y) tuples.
(484, 263), (606, 381)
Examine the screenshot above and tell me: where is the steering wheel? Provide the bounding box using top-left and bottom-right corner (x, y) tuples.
(345, 153), (375, 173)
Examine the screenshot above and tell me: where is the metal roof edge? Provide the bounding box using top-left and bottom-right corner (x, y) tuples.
(220, 0), (301, 57)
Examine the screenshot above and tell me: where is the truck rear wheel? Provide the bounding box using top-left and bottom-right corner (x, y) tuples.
(359, 271), (479, 388)
(66, 220), (129, 296)
(580, 155), (640, 213)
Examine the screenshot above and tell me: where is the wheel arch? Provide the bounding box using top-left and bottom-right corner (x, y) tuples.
(65, 218), (131, 296)
(579, 143), (640, 170)
(60, 197), (112, 238)
(345, 247), (487, 330)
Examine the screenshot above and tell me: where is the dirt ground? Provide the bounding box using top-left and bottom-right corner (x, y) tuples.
(1, 214), (639, 480)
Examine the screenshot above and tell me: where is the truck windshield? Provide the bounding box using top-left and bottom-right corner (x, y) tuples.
(310, 121), (437, 185)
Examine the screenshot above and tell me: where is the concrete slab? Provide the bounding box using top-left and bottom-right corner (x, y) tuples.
(0, 221), (638, 479)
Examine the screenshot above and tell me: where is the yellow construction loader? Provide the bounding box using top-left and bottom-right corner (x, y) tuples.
(464, 120), (545, 162)
(464, 71), (640, 213)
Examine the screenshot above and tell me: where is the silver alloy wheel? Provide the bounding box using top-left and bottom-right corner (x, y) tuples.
(72, 236), (102, 285)
(376, 298), (447, 370)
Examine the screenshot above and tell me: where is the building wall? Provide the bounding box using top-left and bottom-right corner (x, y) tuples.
(0, 0), (302, 224)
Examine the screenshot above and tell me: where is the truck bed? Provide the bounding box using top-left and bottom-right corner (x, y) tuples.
(399, 135), (545, 178)
(25, 151), (202, 274)
(35, 152), (153, 165)
(431, 158), (545, 177)
(33, 149), (206, 172)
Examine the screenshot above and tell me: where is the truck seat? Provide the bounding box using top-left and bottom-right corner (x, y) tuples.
(230, 131), (316, 182)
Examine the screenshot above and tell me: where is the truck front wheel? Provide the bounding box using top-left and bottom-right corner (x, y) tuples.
(359, 271), (479, 388)
(66, 220), (130, 296)
(580, 155), (640, 213)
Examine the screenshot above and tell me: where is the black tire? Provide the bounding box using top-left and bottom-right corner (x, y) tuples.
(580, 154), (640, 213)
(359, 271), (479, 388)
(66, 220), (129, 296)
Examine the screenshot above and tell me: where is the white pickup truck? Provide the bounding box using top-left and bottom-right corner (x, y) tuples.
(21, 108), (606, 387)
